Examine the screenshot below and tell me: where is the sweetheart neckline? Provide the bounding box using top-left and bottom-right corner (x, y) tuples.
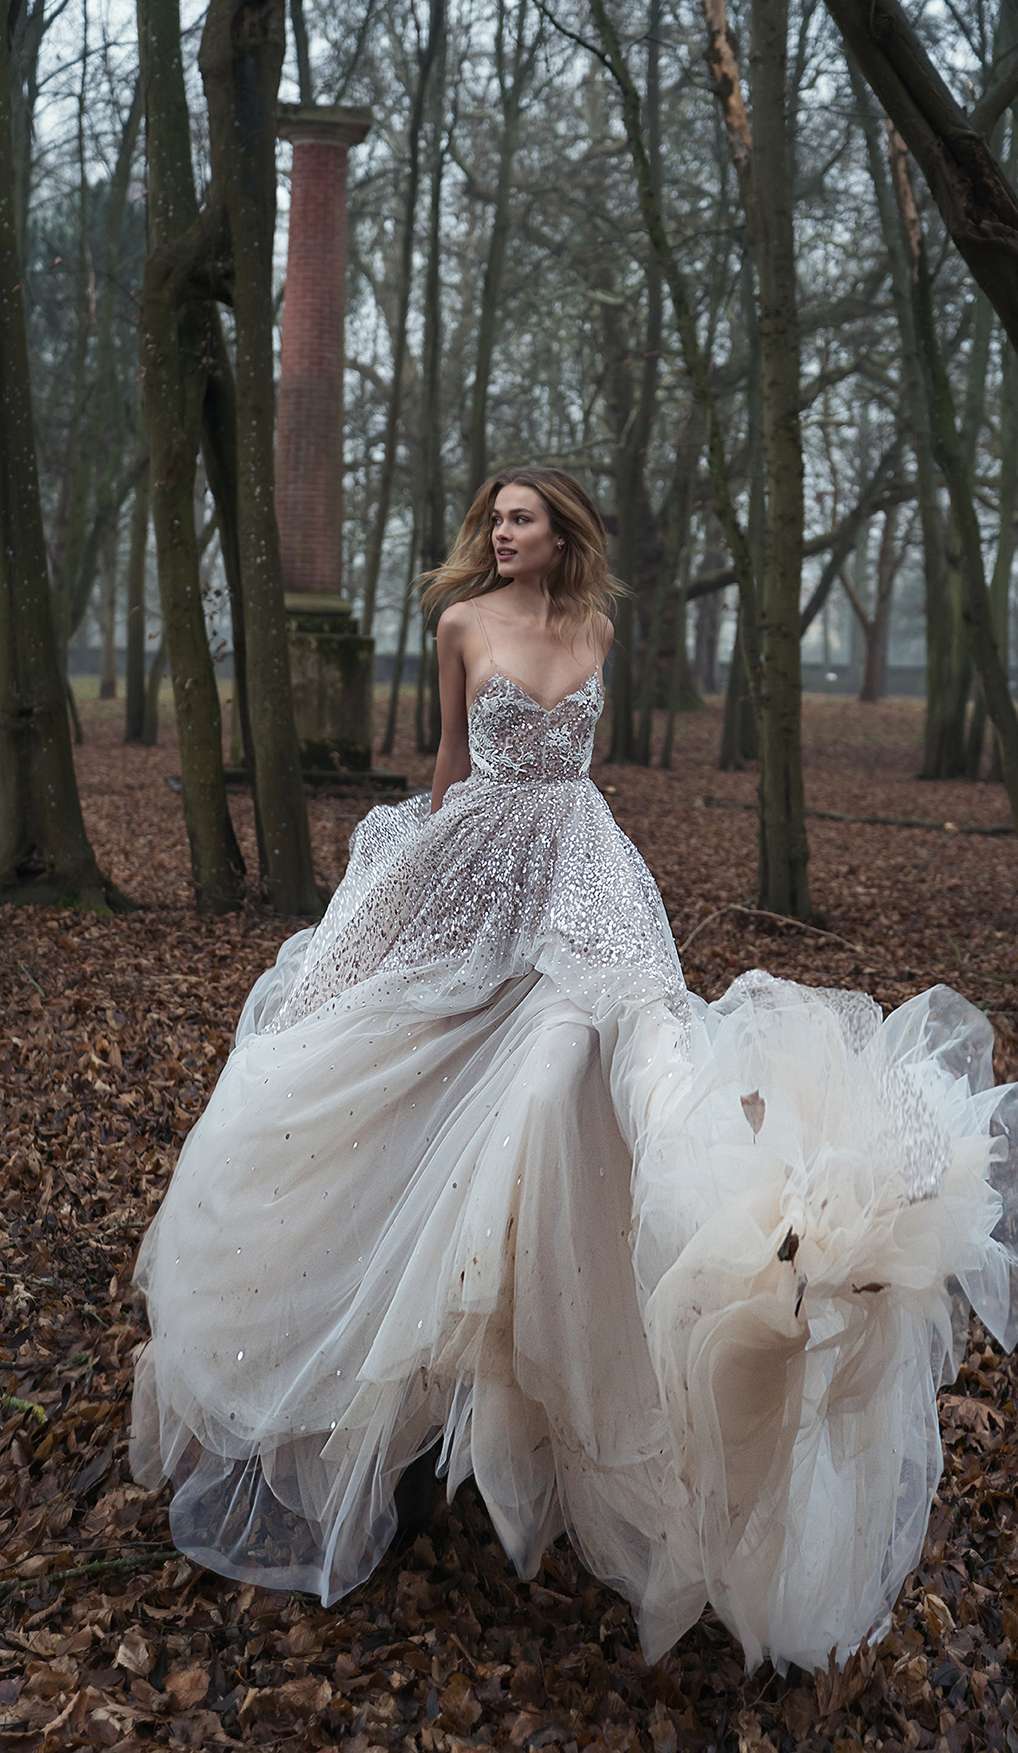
(468, 667), (604, 717)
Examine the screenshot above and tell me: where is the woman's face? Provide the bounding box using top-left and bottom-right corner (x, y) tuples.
(490, 484), (560, 584)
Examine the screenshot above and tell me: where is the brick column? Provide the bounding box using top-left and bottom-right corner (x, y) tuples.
(276, 104), (372, 597)
(266, 104), (377, 776)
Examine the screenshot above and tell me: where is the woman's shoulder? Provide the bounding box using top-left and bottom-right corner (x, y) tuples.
(437, 597), (473, 626)
(595, 609), (615, 658)
(435, 598), (476, 643)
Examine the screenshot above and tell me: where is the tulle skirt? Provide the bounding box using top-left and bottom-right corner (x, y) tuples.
(129, 784), (1018, 1674)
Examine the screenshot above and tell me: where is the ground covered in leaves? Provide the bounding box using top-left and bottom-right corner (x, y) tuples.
(1, 689), (1017, 1752)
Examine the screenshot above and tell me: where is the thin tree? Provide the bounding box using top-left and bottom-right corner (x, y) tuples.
(137, 0), (246, 911)
(124, 464), (150, 742)
(584, 0), (762, 723)
(0, 7), (122, 910)
(199, 0), (320, 915)
(899, 142), (1018, 825)
(360, 0), (444, 638)
(746, 0), (810, 917)
(603, 0), (665, 765)
(699, 0), (809, 908)
(465, 0), (544, 499)
(824, 0), (1018, 349)
(419, 0), (451, 753)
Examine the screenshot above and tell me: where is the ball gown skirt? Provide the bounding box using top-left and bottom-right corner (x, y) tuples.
(128, 665), (1018, 1676)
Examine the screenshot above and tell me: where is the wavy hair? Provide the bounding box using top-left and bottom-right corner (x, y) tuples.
(416, 466), (630, 642)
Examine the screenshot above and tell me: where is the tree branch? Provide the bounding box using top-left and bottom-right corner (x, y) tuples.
(825, 0), (1018, 349)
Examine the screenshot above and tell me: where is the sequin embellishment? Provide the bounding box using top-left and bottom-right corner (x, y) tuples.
(265, 666), (692, 1040)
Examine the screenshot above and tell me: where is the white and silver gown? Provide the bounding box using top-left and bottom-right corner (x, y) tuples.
(129, 624), (1018, 1676)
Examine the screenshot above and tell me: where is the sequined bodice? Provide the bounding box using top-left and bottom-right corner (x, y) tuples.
(467, 670), (604, 783)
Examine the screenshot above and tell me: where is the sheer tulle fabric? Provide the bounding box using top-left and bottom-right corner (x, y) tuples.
(130, 668), (1018, 1675)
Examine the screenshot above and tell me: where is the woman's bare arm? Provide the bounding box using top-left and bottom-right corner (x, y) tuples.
(430, 607), (473, 812)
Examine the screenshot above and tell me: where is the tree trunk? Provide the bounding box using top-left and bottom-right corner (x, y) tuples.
(720, 607), (759, 770)
(137, 0), (245, 912)
(0, 20), (118, 909)
(49, 40), (95, 669)
(635, 566), (668, 767)
(841, 505), (904, 705)
(50, 67), (143, 677)
(199, 0), (319, 915)
(601, 276), (663, 762)
(608, 0), (666, 766)
(660, 551), (701, 769)
(289, 0), (313, 101)
(465, 0), (540, 497)
(142, 634), (167, 746)
(647, 409), (702, 765)
(382, 519), (420, 758)
(909, 195), (1018, 825)
(847, 61), (958, 779)
(419, 0), (449, 580)
(9, 0), (46, 266)
(415, 609), (431, 753)
(412, 24), (450, 764)
(858, 505), (899, 702)
(92, 76), (143, 685)
(824, 0), (1018, 351)
(986, 333), (1018, 782)
(99, 522), (119, 700)
(590, 0), (761, 721)
(723, 244), (767, 777)
(124, 464), (150, 742)
(694, 589), (720, 694)
(201, 327), (261, 815)
(967, 86), (1018, 781)
(928, 517), (972, 776)
(360, 0), (442, 634)
(750, 0), (810, 917)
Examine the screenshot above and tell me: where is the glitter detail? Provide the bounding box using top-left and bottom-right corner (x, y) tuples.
(261, 667), (691, 1041)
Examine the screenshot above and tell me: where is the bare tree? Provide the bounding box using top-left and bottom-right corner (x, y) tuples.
(465, 0), (544, 498)
(136, 0), (246, 912)
(902, 146), (1018, 825)
(824, 0), (1018, 348)
(200, 0), (320, 915)
(587, 0), (762, 722)
(700, 0), (809, 909)
(360, 0), (444, 638)
(0, 8), (120, 909)
(124, 463), (150, 743)
(747, 0), (810, 917)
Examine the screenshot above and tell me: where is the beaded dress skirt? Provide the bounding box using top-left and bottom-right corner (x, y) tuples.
(129, 665), (1018, 1675)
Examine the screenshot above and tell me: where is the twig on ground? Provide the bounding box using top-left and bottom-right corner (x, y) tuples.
(0, 1549), (180, 1606)
(701, 795), (1014, 836)
(678, 903), (867, 958)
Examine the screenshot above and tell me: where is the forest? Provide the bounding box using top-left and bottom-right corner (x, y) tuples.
(2, 0), (1017, 1748)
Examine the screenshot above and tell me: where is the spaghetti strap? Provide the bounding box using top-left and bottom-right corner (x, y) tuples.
(471, 597), (496, 667)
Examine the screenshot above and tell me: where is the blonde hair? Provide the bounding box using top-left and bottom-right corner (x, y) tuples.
(416, 466), (630, 641)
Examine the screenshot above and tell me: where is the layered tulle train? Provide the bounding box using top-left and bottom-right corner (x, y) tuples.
(130, 741), (1018, 1673)
(128, 778), (1016, 1668)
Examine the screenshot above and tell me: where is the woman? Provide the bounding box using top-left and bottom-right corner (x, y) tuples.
(129, 466), (1018, 1676)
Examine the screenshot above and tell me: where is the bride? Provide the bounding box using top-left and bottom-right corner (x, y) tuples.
(129, 465), (1018, 1676)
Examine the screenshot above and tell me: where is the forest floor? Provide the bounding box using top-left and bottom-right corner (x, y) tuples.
(1, 688), (1016, 1751)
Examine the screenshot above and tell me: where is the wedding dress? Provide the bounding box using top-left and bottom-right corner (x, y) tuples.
(129, 602), (1018, 1676)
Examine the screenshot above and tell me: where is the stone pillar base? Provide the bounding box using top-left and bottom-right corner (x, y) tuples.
(284, 593), (374, 772)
